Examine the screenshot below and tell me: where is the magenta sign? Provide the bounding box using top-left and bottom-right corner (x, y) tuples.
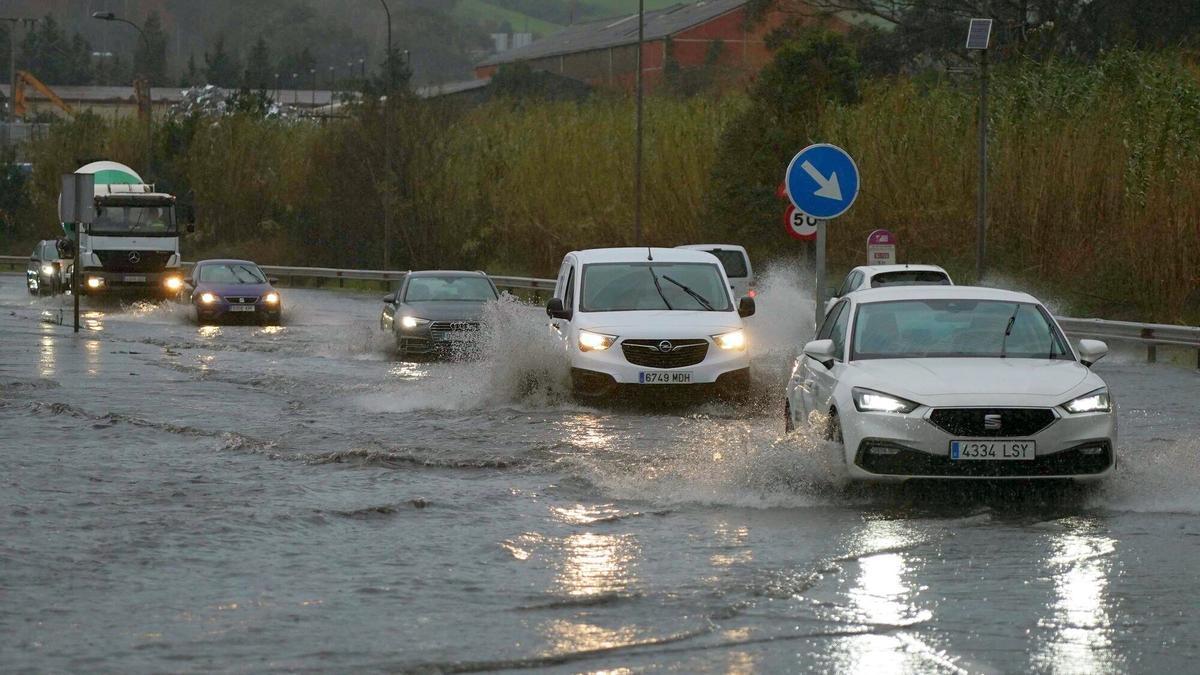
(867, 229), (897, 264)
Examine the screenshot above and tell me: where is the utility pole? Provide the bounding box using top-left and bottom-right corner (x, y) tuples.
(91, 12), (152, 179)
(634, 0), (644, 247)
(2, 18), (17, 130)
(377, 0), (394, 269)
(966, 18), (993, 282)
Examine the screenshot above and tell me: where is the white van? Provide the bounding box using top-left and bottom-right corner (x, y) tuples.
(675, 244), (755, 299)
(546, 248), (756, 398)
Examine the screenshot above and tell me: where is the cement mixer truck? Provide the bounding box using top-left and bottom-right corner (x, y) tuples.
(64, 161), (191, 297)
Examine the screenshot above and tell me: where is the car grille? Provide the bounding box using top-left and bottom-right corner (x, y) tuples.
(430, 321), (480, 341)
(94, 250), (172, 273)
(928, 408), (1057, 437)
(855, 441), (1112, 477)
(225, 296), (259, 304)
(621, 339), (709, 369)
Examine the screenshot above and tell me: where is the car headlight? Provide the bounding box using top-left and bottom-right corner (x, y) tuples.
(86, 276), (104, 289)
(264, 291), (280, 304)
(199, 292), (218, 304)
(712, 329), (746, 351)
(1062, 387), (1111, 414)
(164, 276), (183, 291)
(578, 330), (617, 352)
(41, 264), (55, 276)
(400, 316), (430, 329)
(852, 387), (919, 414)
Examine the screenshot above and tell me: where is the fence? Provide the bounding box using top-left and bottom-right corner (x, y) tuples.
(2, 255), (1197, 366)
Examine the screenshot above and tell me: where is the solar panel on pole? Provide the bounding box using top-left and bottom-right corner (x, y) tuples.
(966, 18), (992, 50)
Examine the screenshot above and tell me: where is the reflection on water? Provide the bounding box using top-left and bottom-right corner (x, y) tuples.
(558, 413), (613, 451)
(540, 619), (641, 656)
(39, 331), (55, 377)
(831, 519), (937, 675)
(83, 310), (104, 332)
(387, 361), (430, 379)
(198, 325), (222, 339)
(85, 340), (100, 376)
(1035, 522), (1120, 674)
(555, 532), (638, 597)
(710, 522), (753, 568)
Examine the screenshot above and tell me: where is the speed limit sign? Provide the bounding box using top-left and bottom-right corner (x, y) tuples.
(784, 205), (818, 241)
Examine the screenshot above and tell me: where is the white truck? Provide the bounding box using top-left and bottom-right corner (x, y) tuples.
(65, 161), (190, 297)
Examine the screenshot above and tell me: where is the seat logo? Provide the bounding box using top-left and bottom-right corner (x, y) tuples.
(984, 414), (1002, 431)
(127, 251), (141, 263)
(658, 340), (674, 353)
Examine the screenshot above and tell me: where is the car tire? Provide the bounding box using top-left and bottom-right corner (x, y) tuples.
(784, 400), (795, 433)
(825, 410), (844, 444)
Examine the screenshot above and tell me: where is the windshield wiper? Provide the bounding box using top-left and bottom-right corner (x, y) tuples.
(661, 275), (715, 311)
(1000, 303), (1020, 358)
(646, 264), (673, 310)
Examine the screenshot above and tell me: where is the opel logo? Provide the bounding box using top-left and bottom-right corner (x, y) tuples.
(658, 340), (674, 353)
(127, 251), (141, 264)
(984, 414), (1002, 431)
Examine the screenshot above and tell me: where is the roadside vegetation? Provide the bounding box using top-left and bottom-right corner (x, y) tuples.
(3, 40), (1199, 322)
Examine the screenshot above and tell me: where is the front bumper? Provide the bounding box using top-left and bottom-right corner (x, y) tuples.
(841, 406), (1116, 482)
(83, 269), (183, 294)
(567, 337), (749, 387)
(571, 366), (750, 400)
(196, 301), (281, 322)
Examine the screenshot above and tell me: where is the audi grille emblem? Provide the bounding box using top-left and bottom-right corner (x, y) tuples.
(451, 321), (471, 331)
(984, 414), (1002, 431)
(658, 340), (674, 353)
(127, 251), (141, 264)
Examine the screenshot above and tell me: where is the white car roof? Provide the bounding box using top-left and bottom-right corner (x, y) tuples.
(856, 264), (949, 276)
(850, 285), (1040, 305)
(676, 244), (749, 254)
(571, 247), (722, 265)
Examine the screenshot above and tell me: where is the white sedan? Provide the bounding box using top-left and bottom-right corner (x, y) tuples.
(786, 286), (1116, 481)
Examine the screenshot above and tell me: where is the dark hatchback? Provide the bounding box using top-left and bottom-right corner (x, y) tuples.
(187, 259), (282, 325)
(381, 270), (499, 357)
(26, 239), (69, 296)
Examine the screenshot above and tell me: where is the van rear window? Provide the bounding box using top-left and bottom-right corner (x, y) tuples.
(704, 249), (748, 278)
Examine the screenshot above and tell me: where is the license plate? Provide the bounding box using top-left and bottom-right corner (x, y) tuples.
(950, 440), (1036, 460)
(639, 371), (693, 384)
(228, 305), (256, 312)
(124, 275), (146, 282)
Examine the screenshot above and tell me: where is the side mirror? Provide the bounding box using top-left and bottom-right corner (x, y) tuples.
(383, 293), (395, 304)
(179, 204), (196, 224)
(183, 277), (194, 287)
(803, 338), (837, 368)
(738, 296), (756, 318)
(546, 297), (572, 320)
(269, 277), (279, 285)
(1077, 339), (1108, 367)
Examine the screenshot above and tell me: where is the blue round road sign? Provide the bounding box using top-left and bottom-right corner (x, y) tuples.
(784, 143), (860, 220)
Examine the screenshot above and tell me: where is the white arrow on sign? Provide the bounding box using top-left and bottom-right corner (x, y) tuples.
(801, 160), (843, 201)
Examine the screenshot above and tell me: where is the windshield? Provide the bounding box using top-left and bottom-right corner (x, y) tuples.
(91, 205), (178, 236)
(870, 270), (951, 287)
(852, 299), (1072, 360)
(580, 262), (733, 312)
(704, 249), (748, 278)
(404, 276), (497, 302)
(198, 263), (266, 284)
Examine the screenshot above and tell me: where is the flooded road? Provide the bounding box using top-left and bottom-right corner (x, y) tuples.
(3, 273), (1200, 673)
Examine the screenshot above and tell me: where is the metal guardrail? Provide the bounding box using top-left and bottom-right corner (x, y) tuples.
(3, 254), (1197, 366)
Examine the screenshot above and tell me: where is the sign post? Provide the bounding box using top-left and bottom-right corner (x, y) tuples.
(867, 229), (897, 265)
(60, 173), (94, 333)
(784, 143), (860, 328)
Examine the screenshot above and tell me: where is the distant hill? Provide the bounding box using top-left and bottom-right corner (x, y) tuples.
(452, 0), (684, 37)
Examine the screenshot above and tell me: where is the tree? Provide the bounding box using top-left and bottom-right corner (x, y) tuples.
(706, 29), (861, 248)
(180, 53), (200, 88)
(19, 15), (93, 85)
(243, 37), (272, 91)
(204, 36), (241, 87)
(134, 11), (169, 86)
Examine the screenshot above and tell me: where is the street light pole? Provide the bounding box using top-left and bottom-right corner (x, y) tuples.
(634, 0), (644, 247)
(2, 18), (17, 128)
(965, 18), (993, 282)
(91, 11), (152, 179)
